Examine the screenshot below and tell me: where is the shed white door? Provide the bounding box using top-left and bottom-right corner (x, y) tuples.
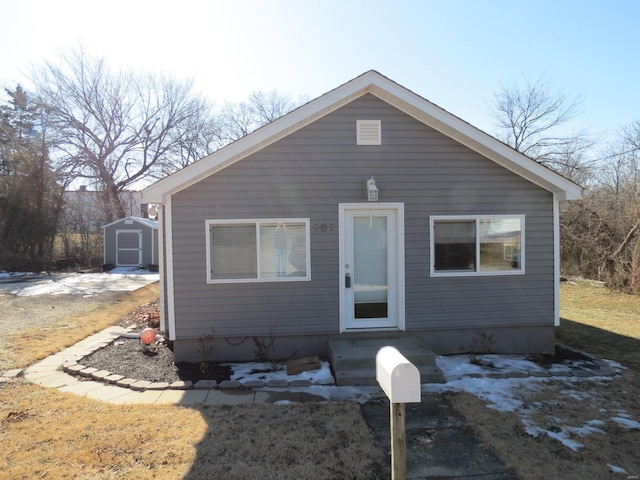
(116, 229), (142, 266)
(339, 204), (405, 332)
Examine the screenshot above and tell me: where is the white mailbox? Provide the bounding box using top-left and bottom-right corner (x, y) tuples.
(376, 346), (421, 404)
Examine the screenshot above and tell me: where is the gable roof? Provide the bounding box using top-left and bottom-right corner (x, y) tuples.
(102, 216), (158, 230)
(142, 70), (585, 203)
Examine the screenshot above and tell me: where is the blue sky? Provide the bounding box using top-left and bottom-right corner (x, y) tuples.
(1, 0), (638, 141)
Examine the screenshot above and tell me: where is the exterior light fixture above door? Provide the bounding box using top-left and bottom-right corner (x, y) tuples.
(367, 177), (379, 202)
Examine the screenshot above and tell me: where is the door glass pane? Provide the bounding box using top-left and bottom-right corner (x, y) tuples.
(353, 216), (388, 318)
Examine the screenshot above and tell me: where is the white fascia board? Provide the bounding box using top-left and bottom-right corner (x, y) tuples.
(101, 215), (158, 230)
(101, 215), (137, 229)
(553, 194), (561, 327)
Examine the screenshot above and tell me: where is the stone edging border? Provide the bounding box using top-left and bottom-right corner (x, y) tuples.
(62, 361), (325, 392)
(62, 327), (335, 393)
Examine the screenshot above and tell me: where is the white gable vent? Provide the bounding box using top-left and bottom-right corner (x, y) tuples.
(356, 120), (382, 145)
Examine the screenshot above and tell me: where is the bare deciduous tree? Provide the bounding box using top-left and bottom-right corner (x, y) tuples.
(217, 90), (306, 145)
(622, 120), (640, 151)
(33, 47), (215, 221)
(562, 125), (640, 293)
(491, 74), (594, 182)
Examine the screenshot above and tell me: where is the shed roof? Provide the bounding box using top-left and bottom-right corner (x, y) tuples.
(142, 70), (585, 203)
(102, 216), (158, 230)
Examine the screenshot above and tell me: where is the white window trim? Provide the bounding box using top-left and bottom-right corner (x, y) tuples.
(430, 215), (525, 277)
(205, 218), (311, 284)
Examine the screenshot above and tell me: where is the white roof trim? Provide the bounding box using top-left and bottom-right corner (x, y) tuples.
(142, 70), (584, 203)
(102, 216), (158, 230)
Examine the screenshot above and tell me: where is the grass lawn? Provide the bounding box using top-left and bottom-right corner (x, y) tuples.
(451, 280), (640, 479)
(0, 283), (386, 480)
(557, 281), (640, 371)
(1, 280), (639, 479)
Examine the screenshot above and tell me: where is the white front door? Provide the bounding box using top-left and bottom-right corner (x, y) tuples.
(339, 204), (405, 332)
(116, 229), (142, 266)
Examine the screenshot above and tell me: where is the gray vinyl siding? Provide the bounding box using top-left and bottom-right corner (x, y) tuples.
(170, 94), (554, 341)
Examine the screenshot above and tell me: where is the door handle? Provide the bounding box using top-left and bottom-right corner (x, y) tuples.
(345, 273), (351, 288)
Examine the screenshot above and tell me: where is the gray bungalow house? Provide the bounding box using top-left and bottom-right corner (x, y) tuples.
(141, 71), (584, 363)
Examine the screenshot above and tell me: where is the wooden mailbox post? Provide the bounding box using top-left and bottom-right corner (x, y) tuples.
(376, 346), (421, 480)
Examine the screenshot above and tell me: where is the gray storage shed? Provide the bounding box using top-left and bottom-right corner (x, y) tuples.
(102, 216), (158, 269)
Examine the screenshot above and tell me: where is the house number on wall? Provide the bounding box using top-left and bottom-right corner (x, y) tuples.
(313, 223), (335, 233)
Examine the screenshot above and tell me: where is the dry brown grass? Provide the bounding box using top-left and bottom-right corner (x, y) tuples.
(184, 402), (386, 480)
(451, 384), (640, 480)
(558, 280), (640, 370)
(0, 383), (206, 479)
(0, 382), (384, 480)
(3, 280), (639, 479)
(2, 284), (159, 370)
(0, 285), (386, 479)
(451, 281), (640, 479)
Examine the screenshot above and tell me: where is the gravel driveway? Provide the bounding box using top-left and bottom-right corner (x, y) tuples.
(0, 290), (128, 372)
(0, 271), (158, 372)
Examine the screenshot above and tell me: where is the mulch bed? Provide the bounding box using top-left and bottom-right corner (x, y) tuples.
(80, 299), (231, 384)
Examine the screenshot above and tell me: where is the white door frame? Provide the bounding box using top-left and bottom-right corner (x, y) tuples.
(338, 203), (405, 332)
(116, 229), (142, 266)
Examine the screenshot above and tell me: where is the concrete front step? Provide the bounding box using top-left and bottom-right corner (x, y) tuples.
(328, 336), (445, 386)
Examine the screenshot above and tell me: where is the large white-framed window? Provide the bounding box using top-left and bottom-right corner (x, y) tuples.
(430, 215), (525, 276)
(205, 218), (311, 283)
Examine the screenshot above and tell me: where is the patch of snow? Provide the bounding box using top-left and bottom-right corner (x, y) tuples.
(545, 430), (585, 452)
(228, 361), (335, 386)
(585, 419), (606, 428)
(0, 271), (39, 280)
(423, 354), (625, 454)
(523, 419), (604, 452)
(607, 464), (628, 475)
(611, 416), (640, 430)
(0, 269), (158, 296)
(602, 359), (626, 370)
(435, 354), (548, 380)
(568, 421), (606, 436)
(228, 361), (385, 403)
(560, 388), (590, 401)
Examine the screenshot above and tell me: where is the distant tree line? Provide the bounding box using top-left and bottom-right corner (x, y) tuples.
(492, 75), (640, 294)
(2, 48), (640, 295)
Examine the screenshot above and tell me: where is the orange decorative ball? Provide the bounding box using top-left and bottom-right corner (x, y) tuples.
(140, 328), (156, 345)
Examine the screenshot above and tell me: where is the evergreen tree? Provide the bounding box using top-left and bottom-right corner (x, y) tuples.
(0, 86), (63, 270)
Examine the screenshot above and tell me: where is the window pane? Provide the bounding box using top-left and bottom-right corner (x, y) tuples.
(434, 221), (476, 271)
(259, 222), (307, 278)
(210, 224), (257, 279)
(479, 218), (522, 271)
